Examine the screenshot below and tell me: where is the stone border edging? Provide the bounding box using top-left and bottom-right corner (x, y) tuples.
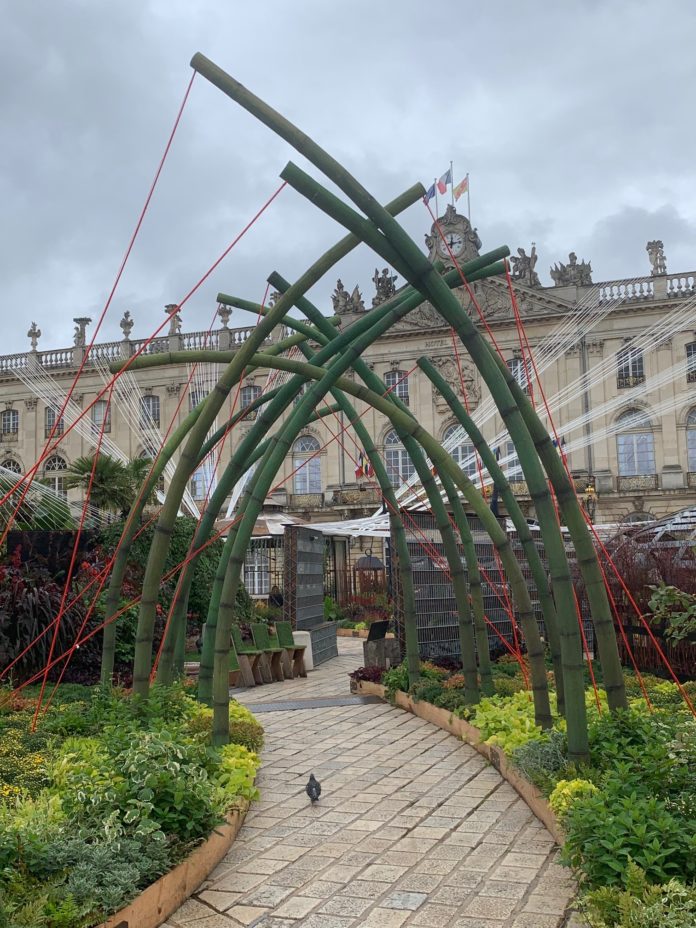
(98, 802), (249, 928)
(357, 681), (563, 844)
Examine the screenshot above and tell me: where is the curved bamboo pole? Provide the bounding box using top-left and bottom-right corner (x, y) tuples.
(418, 357), (566, 713)
(129, 183), (425, 698)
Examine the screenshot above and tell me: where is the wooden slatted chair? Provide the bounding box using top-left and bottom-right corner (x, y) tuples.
(230, 625), (266, 685)
(251, 623), (286, 683)
(276, 621), (308, 678)
(268, 626), (293, 679)
(184, 647), (242, 687)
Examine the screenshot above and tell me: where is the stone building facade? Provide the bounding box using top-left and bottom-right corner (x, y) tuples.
(1, 210), (694, 528)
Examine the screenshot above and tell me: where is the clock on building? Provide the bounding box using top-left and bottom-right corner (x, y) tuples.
(425, 204), (482, 268)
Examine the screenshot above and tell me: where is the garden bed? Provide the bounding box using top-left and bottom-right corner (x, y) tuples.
(0, 684), (263, 928)
(336, 628), (395, 639)
(99, 806), (247, 928)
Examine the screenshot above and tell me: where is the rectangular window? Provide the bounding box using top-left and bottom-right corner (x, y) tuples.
(617, 347), (645, 388)
(1, 409), (19, 435)
(244, 547), (270, 596)
(384, 370), (409, 406)
(45, 407), (64, 439)
(687, 343), (696, 383)
(505, 441), (524, 481)
(506, 357), (529, 393)
(140, 395), (161, 429)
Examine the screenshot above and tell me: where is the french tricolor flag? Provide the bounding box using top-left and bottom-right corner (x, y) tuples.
(437, 167), (452, 194)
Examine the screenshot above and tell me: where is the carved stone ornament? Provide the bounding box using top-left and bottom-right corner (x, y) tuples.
(166, 383), (182, 397)
(217, 305), (232, 328)
(119, 310), (134, 339)
(165, 304), (182, 335)
(72, 317), (92, 347)
(331, 279), (351, 314)
(431, 355), (480, 408)
(27, 321), (41, 350)
(646, 240), (667, 276)
(550, 253), (593, 287)
(510, 245), (541, 288)
(372, 268), (397, 306)
(24, 397), (38, 411)
(350, 285), (365, 313)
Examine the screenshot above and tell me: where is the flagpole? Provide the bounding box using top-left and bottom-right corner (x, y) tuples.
(466, 173), (471, 223)
(450, 161), (454, 207)
(433, 177), (438, 220)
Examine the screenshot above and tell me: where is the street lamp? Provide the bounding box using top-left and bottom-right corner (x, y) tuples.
(583, 483), (598, 523)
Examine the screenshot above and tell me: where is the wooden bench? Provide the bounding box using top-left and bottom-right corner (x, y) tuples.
(251, 623), (286, 683)
(230, 626), (266, 685)
(276, 621), (307, 678)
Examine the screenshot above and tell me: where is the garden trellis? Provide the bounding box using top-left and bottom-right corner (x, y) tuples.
(3, 52), (695, 766)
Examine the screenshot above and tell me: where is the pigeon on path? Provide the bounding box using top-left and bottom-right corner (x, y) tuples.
(306, 773), (321, 803)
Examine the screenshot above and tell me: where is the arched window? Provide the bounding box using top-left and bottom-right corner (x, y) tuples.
(44, 407), (64, 438)
(1, 459), (21, 474)
(91, 399), (111, 435)
(140, 394), (160, 429)
(44, 455), (68, 498)
(384, 370), (409, 406)
(384, 429), (415, 485)
(687, 408), (696, 472)
(616, 409), (655, 476)
(241, 384), (262, 419)
(1, 409), (19, 435)
(443, 425), (477, 476)
(292, 435), (322, 494)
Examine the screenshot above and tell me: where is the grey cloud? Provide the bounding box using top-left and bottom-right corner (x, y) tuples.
(1, 0), (696, 352)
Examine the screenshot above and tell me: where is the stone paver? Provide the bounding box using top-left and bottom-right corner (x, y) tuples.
(167, 638), (576, 927)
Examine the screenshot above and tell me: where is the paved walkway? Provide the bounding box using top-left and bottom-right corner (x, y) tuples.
(167, 639), (576, 928)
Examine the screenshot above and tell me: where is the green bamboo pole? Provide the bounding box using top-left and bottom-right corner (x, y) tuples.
(492, 356), (628, 711)
(419, 358), (566, 713)
(206, 351), (551, 739)
(129, 182), (425, 698)
(435, 468), (494, 696)
(128, 249), (506, 700)
(99, 403), (204, 683)
(267, 274), (483, 694)
(273, 160), (590, 757)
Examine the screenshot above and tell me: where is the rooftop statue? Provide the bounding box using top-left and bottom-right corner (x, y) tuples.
(119, 310), (134, 339)
(646, 240), (667, 276)
(550, 252), (593, 287)
(372, 267), (397, 306)
(510, 245), (541, 288)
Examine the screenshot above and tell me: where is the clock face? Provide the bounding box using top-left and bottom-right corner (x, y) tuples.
(437, 230), (465, 258)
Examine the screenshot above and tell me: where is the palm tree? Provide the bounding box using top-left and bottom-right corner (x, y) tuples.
(65, 454), (157, 519)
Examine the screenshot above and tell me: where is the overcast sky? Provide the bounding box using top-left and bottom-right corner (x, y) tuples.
(1, 0), (695, 354)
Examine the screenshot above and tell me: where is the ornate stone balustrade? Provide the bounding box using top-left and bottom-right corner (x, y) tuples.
(617, 474), (659, 492)
(0, 354), (29, 374)
(667, 273), (696, 298)
(598, 278), (654, 303)
(182, 330), (219, 351)
(288, 492), (325, 510)
(37, 347), (74, 368)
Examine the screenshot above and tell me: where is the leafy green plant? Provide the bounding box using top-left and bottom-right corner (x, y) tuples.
(323, 596), (344, 622)
(647, 582), (696, 645)
(463, 689), (550, 752)
(562, 788), (696, 886)
(549, 778), (598, 821)
(583, 863), (696, 927)
(510, 728), (570, 792)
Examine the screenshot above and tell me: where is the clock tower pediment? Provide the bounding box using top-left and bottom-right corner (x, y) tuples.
(425, 204), (482, 267)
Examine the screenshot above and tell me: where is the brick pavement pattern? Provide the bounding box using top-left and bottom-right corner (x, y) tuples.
(166, 639), (577, 928)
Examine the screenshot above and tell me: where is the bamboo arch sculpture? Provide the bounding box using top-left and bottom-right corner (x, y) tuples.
(106, 53), (629, 764)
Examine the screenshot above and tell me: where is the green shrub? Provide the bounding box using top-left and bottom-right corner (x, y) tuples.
(510, 728), (570, 792)
(583, 862), (696, 927)
(463, 690), (549, 753)
(549, 778), (598, 821)
(562, 788), (696, 886)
